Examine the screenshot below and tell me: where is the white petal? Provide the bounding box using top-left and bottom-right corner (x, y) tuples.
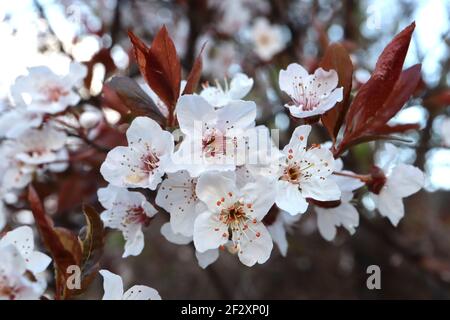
(126, 116), (174, 155)
(241, 177), (276, 220)
(283, 125), (311, 156)
(228, 73), (253, 100)
(97, 184), (122, 209)
(275, 180), (308, 215)
(122, 226), (145, 257)
(279, 63), (309, 98)
(176, 95), (216, 135)
(387, 164), (424, 198)
(123, 285), (161, 300)
(160, 223), (192, 245)
(316, 208), (337, 241)
(216, 100), (256, 131)
(301, 177), (341, 201)
(193, 211), (228, 252)
(26, 251), (52, 274)
(374, 143), (398, 171)
(311, 68), (339, 96)
(195, 249), (220, 269)
(200, 87), (228, 107)
(155, 171), (203, 237)
(316, 203), (359, 241)
(236, 223), (273, 266)
(0, 226), (35, 258)
(99, 270), (124, 300)
(374, 190), (405, 226)
(196, 171), (239, 212)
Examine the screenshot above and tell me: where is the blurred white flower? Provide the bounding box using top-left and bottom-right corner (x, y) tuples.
(10, 62), (87, 114)
(100, 270), (161, 300)
(279, 63), (343, 118)
(200, 73), (253, 108)
(370, 143), (424, 226)
(98, 185), (157, 258)
(212, 0), (251, 35)
(251, 18), (287, 61)
(441, 117), (450, 146)
(0, 126), (68, 190)
(100, 117), (174, 190)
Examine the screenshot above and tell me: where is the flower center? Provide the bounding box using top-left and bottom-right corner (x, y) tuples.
(283, 164), (301, 183)
(202, 129), (226, 158)
(125, 206), (152, 227)
(44, 85), (69, 103)
(140, 152), (160, 174)
(290, 80), (320, 111)
(258, 34), (272, 47)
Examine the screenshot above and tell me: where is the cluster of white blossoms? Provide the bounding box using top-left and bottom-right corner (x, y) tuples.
(99, 65), (425, 268)
(0, 60), (91, 228)
(0, 226), (52, 300)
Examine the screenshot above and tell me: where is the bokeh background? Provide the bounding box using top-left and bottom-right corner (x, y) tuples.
(1, 0), (449, 299)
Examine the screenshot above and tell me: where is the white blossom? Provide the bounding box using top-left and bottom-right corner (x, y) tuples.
(251, 18), (288, 61)
(100, 116), (174, 190)
(170, 95), (256, 176)
(98, 185), (158, 257)
(10, 62), (87, 114)
(273, 125), (341, 216)
(279, 63), (343, 118)
(370, 143), (424, 226)
(99, 269), (161, 300)
(193, 171), (275, 267)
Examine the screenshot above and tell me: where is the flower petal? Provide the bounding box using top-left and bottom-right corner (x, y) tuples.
(193, 211), (228, 252)
(123, 285), (161, 300)
(195, 249), (220, 269)
(275, 180), (308, 215)
(387, 164), (424, 198)
(236, 223), (273, 266)
(99, 270), (124, 300)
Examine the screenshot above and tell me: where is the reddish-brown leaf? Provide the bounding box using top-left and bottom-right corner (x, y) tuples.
(28, 186), (79, 299)
(370, 123), (420, 135)
(345, 22), (415, 135)
(370, 64), (421, 130)
(128, 27), (181, 112)
(182, 43), (206, 95)
(319, 43), (353, 140)
(423, 89), (450, 109)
